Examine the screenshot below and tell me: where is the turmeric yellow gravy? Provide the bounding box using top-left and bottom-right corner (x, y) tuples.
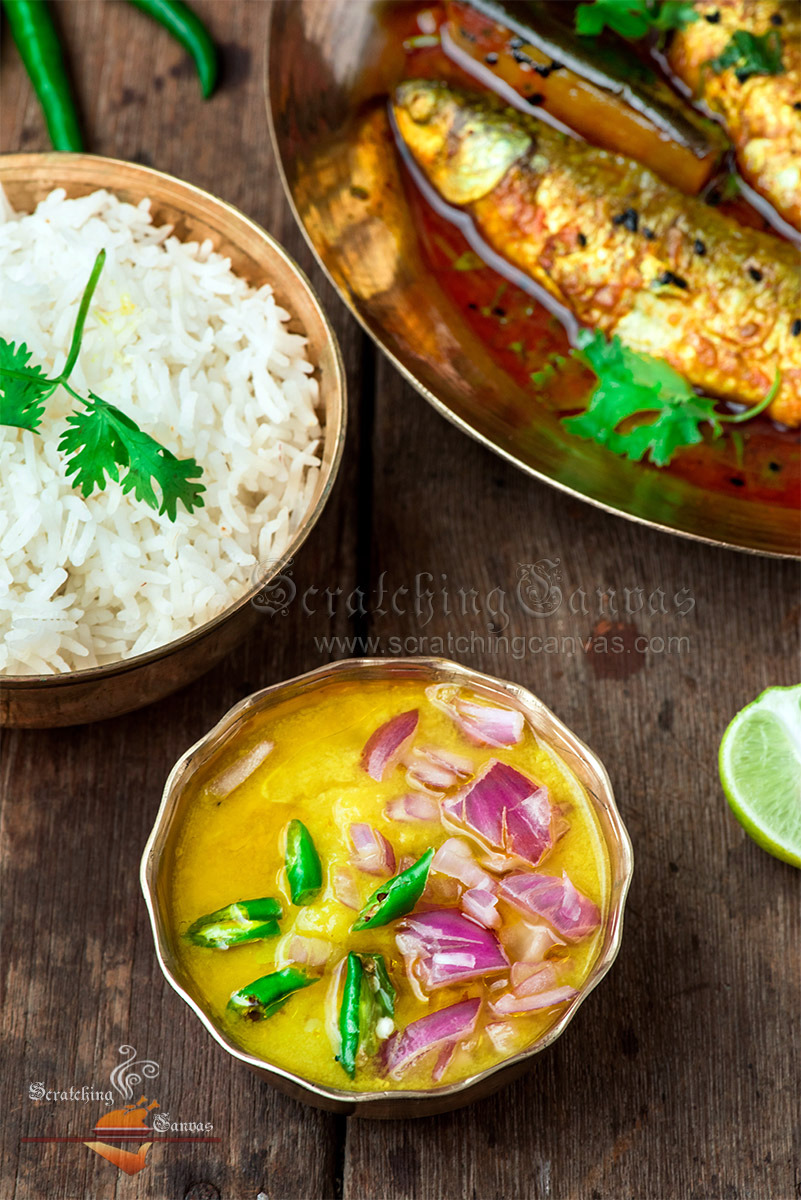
(168, 680), (610, 1092)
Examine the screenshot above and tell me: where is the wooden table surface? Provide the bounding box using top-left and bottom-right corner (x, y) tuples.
(1, 3), (799, 1198)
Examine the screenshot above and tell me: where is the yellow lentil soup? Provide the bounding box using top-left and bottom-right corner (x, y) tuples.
(168, 678), (610, 1092)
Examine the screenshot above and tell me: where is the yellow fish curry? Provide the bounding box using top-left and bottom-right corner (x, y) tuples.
(168, 679), (611, 1092)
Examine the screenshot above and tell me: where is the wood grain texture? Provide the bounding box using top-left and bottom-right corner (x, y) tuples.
(1, 3), (799, 1199)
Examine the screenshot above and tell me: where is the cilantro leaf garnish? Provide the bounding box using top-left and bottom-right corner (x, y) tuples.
(0, 340), (55, 431)
(706, 29), (784, 83)
(563, 330), (777, 467)
(0, 250), (205, 520)
(575, 0), (698, 40)
(59, 394), (204, 520)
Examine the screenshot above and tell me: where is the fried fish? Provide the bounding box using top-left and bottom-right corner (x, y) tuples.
(669, 0), (801, 233)
(393, 80), (801, 426)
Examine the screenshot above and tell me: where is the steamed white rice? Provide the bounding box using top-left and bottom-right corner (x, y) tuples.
(0, 187), (323, 675)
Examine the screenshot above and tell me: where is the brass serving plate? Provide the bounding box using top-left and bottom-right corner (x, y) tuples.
(141, 656), (633, 1117)
(0, 153), (346, 728)
(265, 0), (799, 559)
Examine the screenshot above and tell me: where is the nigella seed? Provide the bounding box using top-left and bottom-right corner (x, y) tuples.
(613, 208), (639, 232)
(534, 63), (553, 77)
(509, 35), (523, 49)
(512, 47), (533, 65)
(694, 239), (706, 255)
(792, 318), (801, 336)
(657, 270), (689, 289)
(706, 189), (722, 206)
(528, 92), (545, 105)
(578, 232), (587, 247)
(748, 267), (763, 282)
(770, 12), (783, 24)
(643, 227), (656, 240)
(768, 461), (781, 473)
(729, 477), (745, 488)
(485, 51), (499, 65)
(795, 102), (801, 111)
(705, 10), (721, 22)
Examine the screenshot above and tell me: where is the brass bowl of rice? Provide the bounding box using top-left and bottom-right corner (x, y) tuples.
(0, 154), (346, 728)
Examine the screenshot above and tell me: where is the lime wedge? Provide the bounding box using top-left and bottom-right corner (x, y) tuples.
(719, 685), (801, 868)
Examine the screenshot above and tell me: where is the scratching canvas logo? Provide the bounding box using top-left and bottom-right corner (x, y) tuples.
(26, 1045), (217, 1176)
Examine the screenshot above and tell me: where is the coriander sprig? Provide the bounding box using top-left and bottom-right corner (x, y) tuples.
(0, 249), (205, 519)
(564, 329), (779, 467)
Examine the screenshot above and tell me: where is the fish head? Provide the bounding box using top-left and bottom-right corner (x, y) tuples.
(393, 80), (531, 206)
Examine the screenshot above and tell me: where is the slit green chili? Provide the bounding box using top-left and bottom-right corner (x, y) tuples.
(285, 819), (323, 906)
(228, 966), (316, 1020)
(185, 897), (282, 949)
(352, 848), (434, 930)
(338, 952), (363, 1078)
(125, 0), (218, 97)
(2, 0), (83, 151)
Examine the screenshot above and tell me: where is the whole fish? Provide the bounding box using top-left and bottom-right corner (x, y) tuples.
(393, 80), (801, 427)
(669, 0), (801, 233)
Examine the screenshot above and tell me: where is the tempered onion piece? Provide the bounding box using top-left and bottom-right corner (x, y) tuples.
(510, 961), (558, 996)
(207, 739), (274, 797)
(384, 792), (441, 823)
(500, 918), (565, 964)
(461, 887), (501, 929)
(442, 760), (555, 867)
(490, 986), (577, 1015)
(287, 936), (332, 972)
(431, 837), (496, 891)
(349, 823), (396, 876)
(485, 1020), (518, 1055)
(499, 872), (601, 941)
(396, 908), (509, 991)
(382, 997), (481, 1078)
(361, 710), (419, 781)
(423, 873), (462, 905)
(332, 866), (360, 910)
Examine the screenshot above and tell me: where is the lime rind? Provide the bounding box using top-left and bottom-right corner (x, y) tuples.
(719, 684), (801, 869)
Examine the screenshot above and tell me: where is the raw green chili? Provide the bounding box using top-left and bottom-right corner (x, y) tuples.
(338, 952), (363, 1078)
(125, 0), (218, 98)
(185, 897), (282, 949)
(228, 966), (316, 1020)
(2, 0), (83, 151)
(285, 819), (323, 906)
(352, 848), (434, 931)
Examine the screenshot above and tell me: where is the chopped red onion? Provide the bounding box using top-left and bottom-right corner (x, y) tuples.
(349, 823), (396, 876)
(490, 986), (577, 1015)
(332, 866), (360, 910)
(461, 887), (501, 929)
(384, 792), (441, 823)
(432, 1042), (456, 1082)
(406, 746), (474, 793)
(396, 908), (509, 991)
(442, 760), (554, 867)
(382, 998), (481, 1078)
(499, 872), (601, 941)
(361, 710), (419, 781)
(431, 837), (496, 891)
(510, 961), (558, 996)
(426, 684), (524, 747)
(500, 919), (565, 964)
(208, 739), (274, 797)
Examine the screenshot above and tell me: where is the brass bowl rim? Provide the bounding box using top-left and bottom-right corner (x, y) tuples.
(0, 151), (348, 688)
(263, 2), (798, 562)
(140, 655), (634, 1112)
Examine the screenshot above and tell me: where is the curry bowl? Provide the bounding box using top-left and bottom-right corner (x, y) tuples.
(0, 153), (346, 728)
(265, 0), (799, 559)
(140, 656), (633, 1117)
